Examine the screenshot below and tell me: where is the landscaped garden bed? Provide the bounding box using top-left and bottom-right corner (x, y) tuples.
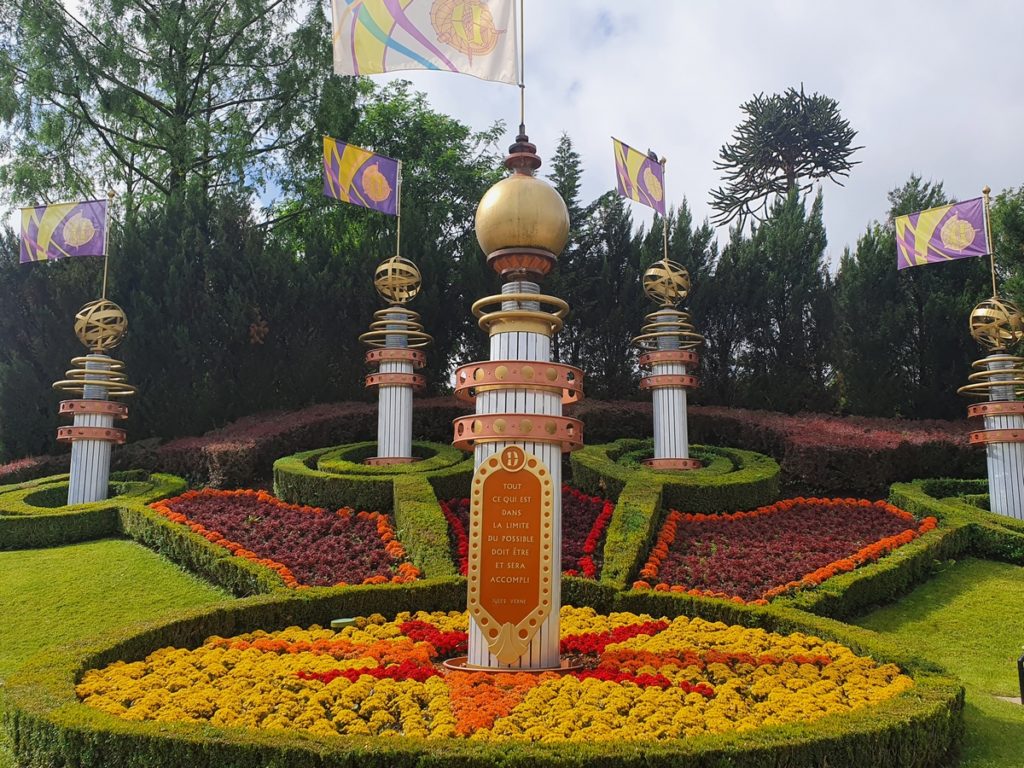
(634, 498), (936, 602)
(151, 489), (420, 588)
(76, 606), (915, 742)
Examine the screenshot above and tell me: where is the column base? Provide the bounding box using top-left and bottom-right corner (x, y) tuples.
(442, 657), (582, 673)
(363, 456), (420, 466)
(643, 457), (702, 471)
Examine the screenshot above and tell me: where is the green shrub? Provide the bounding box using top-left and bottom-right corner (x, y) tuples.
(273, 441), (473, 513)
(570, 440), (780, 514)
(392, 474), (458, 580)
(0, 472), (187, 551)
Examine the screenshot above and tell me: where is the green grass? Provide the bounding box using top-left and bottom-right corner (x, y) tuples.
(0, 538), (230, 768)
(855, 557), (1024, 768)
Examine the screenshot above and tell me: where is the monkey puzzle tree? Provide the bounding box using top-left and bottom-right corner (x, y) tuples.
(710, 86), (862, 227)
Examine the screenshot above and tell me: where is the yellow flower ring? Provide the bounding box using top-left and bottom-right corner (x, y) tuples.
(78, 606), (914, 743)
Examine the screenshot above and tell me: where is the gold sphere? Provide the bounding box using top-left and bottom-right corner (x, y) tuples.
(475, 173), (569, 257)
(969, 297), (1024, 352)
(643, 260), (691, 307)
(373, 256), (422, 304)
(74, 299), (127, 352)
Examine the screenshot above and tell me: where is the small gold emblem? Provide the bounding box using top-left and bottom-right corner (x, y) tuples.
(940, 214), (976, 252)
(62, 213), (97, 248)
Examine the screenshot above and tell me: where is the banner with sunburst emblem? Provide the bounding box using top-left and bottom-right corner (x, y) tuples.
(612, 138), (666, 216)
(330, 0), (518, 85)
(19, 200), (108, 264)
(323, 136), (400, 216)
(895, 197), (991, 270)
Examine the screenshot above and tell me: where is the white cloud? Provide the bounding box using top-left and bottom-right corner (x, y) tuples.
(372, 0), (1024, 269)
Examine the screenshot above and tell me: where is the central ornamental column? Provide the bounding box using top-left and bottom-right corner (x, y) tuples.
(452, 133), (584, 670)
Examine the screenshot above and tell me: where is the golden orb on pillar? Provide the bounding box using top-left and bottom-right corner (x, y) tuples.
(969, 296), (1024, 352)
(475, 174), (570, 259)
(373, 255), (422, 304)
(643, 260), (691, 307)
(74, 299), (128, 352)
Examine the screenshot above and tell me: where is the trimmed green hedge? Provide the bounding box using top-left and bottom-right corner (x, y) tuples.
(571, 439), (780, 513)
(273, 441), (473, 513)
(3, 578), (964, 768)
(0, 472), (187, 551)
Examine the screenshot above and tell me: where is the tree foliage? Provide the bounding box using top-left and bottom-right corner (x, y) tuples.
(710, 86), (861, 227)
(3, 0), (331, 206)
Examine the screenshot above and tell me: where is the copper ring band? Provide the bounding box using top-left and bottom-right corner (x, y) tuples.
(969, 429), (1024, 445)
(56, 426), (127, 444)
(363, 457), (421, 466)
(58, 400), (129, 419)
(452, 414), (583, 453)
(365, 373), (426, 389)
(453, 361), (584, 405)
(365, 348), (427, 367)
(968, 401), (1024, 418)
(639, 350), (700, 367)
(643, 458), (703, 471)
(639, 374), (700, 391)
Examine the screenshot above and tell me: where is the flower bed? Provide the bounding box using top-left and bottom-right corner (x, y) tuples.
(150, 489), (420, 588)
(440, 485), (614, 578)
(634, 498), (937, 603)
(77, 605), (913, 742)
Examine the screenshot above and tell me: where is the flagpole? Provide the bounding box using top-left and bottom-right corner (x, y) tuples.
(518, 0), (525, 133)
(101, 189), (114, 300)
(983, 185), (998, 298)
(396, 161), (403, 257)
(661, 157), (669, 266)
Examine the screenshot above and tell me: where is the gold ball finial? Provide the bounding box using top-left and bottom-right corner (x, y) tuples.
(373, 256), (422, 304)
(74, 299), (127, 352)
(643, 260), (691, 307)
(969, 296), (1024, 352)
(475, 175), (569, 258)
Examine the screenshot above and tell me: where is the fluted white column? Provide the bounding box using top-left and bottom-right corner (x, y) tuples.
(984, 355), (1024, 519)
(67, 356), (114, 505)
(377, 308), (414, 459)
(652, 334), (689, 460)
(468, 281), (562, 669)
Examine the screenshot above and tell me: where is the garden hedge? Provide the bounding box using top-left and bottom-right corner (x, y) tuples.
(0, 471), (187, 550)
(273, 441), (473, 513)
(570, 439), (780, 513)
(3, 575), (964, 768)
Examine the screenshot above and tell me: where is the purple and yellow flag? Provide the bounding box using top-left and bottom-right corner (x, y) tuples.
(323, 136), (400, 215)
(613, 138), (666, 216)
(895, 197), (990, 270)
(20, 200), (108, 264)
(331, 0), (518, 85)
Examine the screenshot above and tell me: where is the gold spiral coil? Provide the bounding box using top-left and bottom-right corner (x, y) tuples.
(957, 355), (1024, 399)
(52, 355), (136, 397)
(632, 308), (704, 350)
(359, 308), (433, 349)
(471, 292), (569, 336)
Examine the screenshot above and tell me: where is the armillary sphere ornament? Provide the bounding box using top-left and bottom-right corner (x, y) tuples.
(643, 259), (691, 307)
(374, 255), (422, 305)
(74, 299), (128, 352)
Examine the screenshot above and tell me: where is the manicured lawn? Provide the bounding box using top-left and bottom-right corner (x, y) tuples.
(856, 557), (1024, 768)
(0, 539), (230, 768)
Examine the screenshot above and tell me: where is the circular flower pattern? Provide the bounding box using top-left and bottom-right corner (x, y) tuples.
(78, 607), (913, 742)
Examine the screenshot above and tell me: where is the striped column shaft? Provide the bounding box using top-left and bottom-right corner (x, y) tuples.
(652, 334), (689, 460)
(983, 356), (1024, 520)
(377, 309), (414, 459)
(67, 356), (114, 505)
(468, 281), (562, 669)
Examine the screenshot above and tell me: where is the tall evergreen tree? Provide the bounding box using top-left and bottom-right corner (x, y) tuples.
(834, 176), (992, 418)
(734, 191), (834, 412)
